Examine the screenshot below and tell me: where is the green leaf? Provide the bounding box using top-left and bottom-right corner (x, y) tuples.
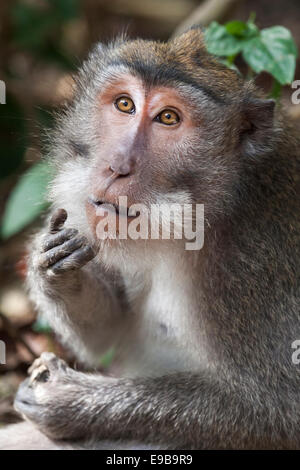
(32, 316), (52, 334)
(244, 20), (259, 38)
(0, 161), (53, 239)
(225, 20), (248, 37)
(205, 21), (243, 57)
(270, 78), (282, 100)
(99, 348), (115, 368)
(242, 26), (298, 84)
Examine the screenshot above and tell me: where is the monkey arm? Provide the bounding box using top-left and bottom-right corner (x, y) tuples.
(15, 353), (296, 449)
(27, 216), (127, 364)
(71, 374), (295, 449)
(29, 265), (125, 363)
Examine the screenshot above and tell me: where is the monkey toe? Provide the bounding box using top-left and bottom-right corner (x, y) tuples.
(27, 352), (68, 386)
(39, 352), (67, 371)
(29, 364), (50, 385)
(28, 356), (43, 375)
(15, 354), (70, 423)
(34, 352), (68, 375)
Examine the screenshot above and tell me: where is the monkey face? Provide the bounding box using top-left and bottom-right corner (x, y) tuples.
(50, 28), (275, 245)
(84, 73), (202, 237)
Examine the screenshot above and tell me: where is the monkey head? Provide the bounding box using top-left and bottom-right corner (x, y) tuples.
(49, 28), (276, 250)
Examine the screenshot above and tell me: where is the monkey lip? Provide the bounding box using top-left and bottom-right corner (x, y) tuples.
(88, 197), (139, 219)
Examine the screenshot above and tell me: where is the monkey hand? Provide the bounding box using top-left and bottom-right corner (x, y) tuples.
(14, 352), (76, 439)
(36, 208), (96, 276)
(14, 352), (112, 440)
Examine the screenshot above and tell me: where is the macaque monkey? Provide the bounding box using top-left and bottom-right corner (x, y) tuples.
(1, 27), (300, 450)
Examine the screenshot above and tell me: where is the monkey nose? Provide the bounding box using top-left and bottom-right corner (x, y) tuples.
(109, 162), (131, 177)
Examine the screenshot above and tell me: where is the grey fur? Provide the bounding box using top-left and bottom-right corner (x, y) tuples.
(1, 30), (300, 449)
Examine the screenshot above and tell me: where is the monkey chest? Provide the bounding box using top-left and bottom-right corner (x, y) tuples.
(124, 265), (208, 376)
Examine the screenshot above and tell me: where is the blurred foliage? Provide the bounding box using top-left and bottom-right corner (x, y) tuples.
(12, 0), (80, 68)
(98, 347), (115, 369)
(32, 316), (54, 334)
(0, 0), (81, 242)
(1, 161), (53, 240)
(205, 15), (298, 98)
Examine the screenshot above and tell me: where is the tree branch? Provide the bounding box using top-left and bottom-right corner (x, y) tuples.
(171, 0), (242, 38)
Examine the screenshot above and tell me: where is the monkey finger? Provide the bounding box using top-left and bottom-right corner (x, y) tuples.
(39, 352), (68, 372)
(47, 245), (96, 275)
(42, 228), (78, 252)
(28, 357), (43, 375)
(49, 208), (68, 234)
(39, 236), (87, 268)
(29, 364), (49, 386)
(29, 353), (68, 382)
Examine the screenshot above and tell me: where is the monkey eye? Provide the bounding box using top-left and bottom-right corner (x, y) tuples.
(156, 109), (180, 126)
(115, 96), (135, 114)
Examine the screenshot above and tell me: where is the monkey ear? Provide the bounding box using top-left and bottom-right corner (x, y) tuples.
(241, 98), (276, 157)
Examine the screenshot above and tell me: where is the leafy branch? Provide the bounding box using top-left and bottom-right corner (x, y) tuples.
(205, 15), (298, 98)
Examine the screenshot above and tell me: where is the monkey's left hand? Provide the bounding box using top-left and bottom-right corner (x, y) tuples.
(14, 352), (115, 440)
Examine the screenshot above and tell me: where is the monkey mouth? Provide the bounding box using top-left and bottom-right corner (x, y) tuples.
(88, 197), (139, 218)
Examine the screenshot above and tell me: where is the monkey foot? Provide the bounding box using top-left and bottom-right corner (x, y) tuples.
(27, 352), (68, 385)
(13, 352), (79, 440)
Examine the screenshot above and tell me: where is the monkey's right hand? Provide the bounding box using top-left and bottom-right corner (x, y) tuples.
(36, 208), (96, 276)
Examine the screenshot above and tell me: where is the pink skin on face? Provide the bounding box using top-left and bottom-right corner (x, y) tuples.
(85, 74), (197, 237)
